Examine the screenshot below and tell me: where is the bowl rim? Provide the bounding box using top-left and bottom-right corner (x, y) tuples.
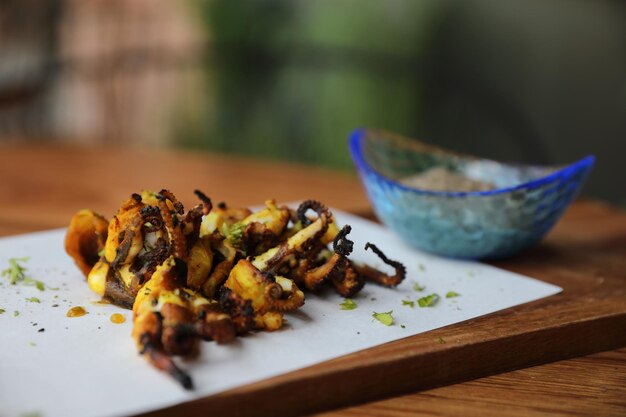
(349, 128), (595, 198)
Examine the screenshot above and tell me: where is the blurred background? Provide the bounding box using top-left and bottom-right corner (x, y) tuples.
(0, 0), (624, 204)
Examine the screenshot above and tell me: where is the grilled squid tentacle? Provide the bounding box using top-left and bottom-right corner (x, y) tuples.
(157, 191), (187, 260)
(139, 327), (194, 390)
(132, 257), (236, 389)
(264, 276), (305, 312)
(252, 200), (331, 272)
(356, 242), (407, 287)
(299, 225), (364, 297)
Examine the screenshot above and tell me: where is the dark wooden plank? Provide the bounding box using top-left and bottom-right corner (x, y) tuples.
(316, 347), (626, 417)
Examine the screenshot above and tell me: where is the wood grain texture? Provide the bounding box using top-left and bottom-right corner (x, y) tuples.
(0, 144), (624, 417)
(0, 143), (369, 236)
(315, 348), (626, 417)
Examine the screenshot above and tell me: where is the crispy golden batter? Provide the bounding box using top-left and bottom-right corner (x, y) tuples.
(65, 209), (109, 276)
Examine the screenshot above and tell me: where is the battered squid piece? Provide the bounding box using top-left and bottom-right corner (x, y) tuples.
(65, 209), (109, 276)
(219, 287), (255, 334)
(252, 200), (332, 273)
(355, 243), (407, 288)
(87, 193), (152, 306)
(81, 190), (215, 308)
(184, 190), (213, 242)
(192, 199), (255, 298)
(239, 200), (291, 254)
(223, 259), (304, 331)
(133, 257), (237, 390)
(156, 190), (188, 260)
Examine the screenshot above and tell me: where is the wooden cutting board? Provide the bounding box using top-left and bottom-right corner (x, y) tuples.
(141, 201), (626, 417)
(1, 146), (623, 417)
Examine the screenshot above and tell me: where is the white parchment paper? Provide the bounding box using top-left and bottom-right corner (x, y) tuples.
(0, 211), (561, 417)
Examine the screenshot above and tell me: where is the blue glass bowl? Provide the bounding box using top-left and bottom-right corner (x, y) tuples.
(349, 129), (595, 259)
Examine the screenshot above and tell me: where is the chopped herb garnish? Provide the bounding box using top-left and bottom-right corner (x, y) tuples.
(26, 297), (40, 303)
(21, 277), (46, 291)
(417, 293), (439, 307)
(0, 308), (5, 314)
(437, 337), (446, 344)
(413, 282), (425, 292)
(2, 257), (52, 291)
(402, 299), (415, 308)
(446, 291), (460, 298)
(372, 310), (394, 326)
(222, 222), (245, 247)
(97, 248), (105, 257)
(400, 324), (406, 329)
(418, 263), (426, 272)
(13, 310), (19, 317)
(2, 257), (29, 285)
(28, 341), (36, 347)
(340, 298), (357, 310)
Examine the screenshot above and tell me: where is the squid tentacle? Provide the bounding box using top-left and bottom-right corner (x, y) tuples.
(359, 242), (407, 287)
(157, 192), (187, 260)
(297, 199), (331, 226)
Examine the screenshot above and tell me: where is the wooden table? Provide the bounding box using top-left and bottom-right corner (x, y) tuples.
(1, 144), (625, 417)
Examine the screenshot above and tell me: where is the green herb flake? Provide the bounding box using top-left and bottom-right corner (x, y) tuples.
(2, 256), (30, 285)
(0, 308), (5, 314)
(400, 324), (406, 329)
(222, 222), (245, 247)
(417, 293), (439, 308)
(446, 291), (460, 298)
(340, 298), (357, 310)
(418, 263), (426, 272)
(26, 297), (40, 303)
(412, 282), (425, 292)
(13, 310), (19, 317)
(402, 299), (415, 308)
(372, 310), (394, 326)
(22, 277), (47, 291)
(437, 337), (446, 344)
(28, 341), (36, 347)
(2, 258), (53, 291)
(97, 248), (105, 257)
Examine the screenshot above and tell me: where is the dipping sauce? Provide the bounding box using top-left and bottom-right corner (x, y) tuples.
(110, 313), (126, 324)
(400, 167), (495, 192)
(66, 306), (87, 317)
